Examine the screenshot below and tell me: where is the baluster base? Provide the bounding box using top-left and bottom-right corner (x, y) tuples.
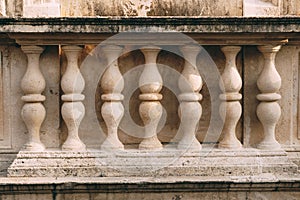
(139, 136), (163, 150)
(62, 139), (86, 151)
(23, 142), (45, 152)
(218, 139), (242, 149)
(256, 102), (281, 150)
(101, 136), (124, 151)
(177, 138), (202, 150)
(257, 140), (281, 150)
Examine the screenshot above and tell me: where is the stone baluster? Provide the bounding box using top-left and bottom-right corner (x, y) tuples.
(256, 45), (282, 149)
(61, 46), (86, 151)
(21, 45), (46, 151)
(177, 45), (202, 150)
(219, 46), (242, 149)
(139, 46), (163, 150)
(100, 45), (124, 150)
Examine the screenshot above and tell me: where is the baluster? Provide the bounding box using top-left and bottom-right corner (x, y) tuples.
(219, 46), (242, 149)
(21, 45), (46, 151)
(256, 45), (282, 149)
(139, 46), (163, 150)
(61, 45), (86, 151)
(177, 45), (202, 150)
(101, 45), (124, 150)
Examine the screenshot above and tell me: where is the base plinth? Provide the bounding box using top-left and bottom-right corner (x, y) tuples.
(7, 147), (297, 177)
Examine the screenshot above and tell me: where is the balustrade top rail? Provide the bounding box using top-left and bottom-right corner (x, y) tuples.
(0, 17), (299, 33)
(0, 17), (299, 45)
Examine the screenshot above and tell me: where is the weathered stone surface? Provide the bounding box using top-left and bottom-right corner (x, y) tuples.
(0, 17), (300, 36)
(3, 0), (299, 17)
(218, 46), (242, 149)
(243, 0), (281, 16)
(256, 45), (282, 150)
(0, 24), (299, 153)
(40, 46), (60, 149)
(60, 0), (243, 17)
(0, 15), (298, 200)
(243, 45), (299, 148)
(23, 0), (60, 17)
(282, 0), (300, 15)
(0, 176), (299, 199)
(5, 45), (60, 151)
(7, 147), (297, 177)
(61, 45), (86, 151)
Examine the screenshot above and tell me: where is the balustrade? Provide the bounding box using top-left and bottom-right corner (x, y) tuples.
(10, 40), (292, 179)
(5, 14), (298, 182)
(19, 44), (283, 152)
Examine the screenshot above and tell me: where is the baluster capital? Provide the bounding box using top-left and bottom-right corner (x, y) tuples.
(257, 45), (281, 54)
(102, 45), (123, 63)
(21, 45), (45, 54)
(180, 45), (201, 64)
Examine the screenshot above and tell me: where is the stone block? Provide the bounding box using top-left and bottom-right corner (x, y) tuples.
(7, 148), (298, 177)
(1, 194), (53, 200)
(243, 0), (281, 16)
(61, 0), (243, 16)
(23, 0), (60, 17)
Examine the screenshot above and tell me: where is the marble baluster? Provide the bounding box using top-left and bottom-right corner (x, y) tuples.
(177, 45), (202, 150)
(101, 45), (124, 150)
(256, 45), (282, 150)
(219, 46), (242, 149)
(21, 45), (46, 151)
(61, 45), (86, 151)
(139, 46), (163, 150)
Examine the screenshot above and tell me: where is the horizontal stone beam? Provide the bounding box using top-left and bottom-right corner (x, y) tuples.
(4, 32), (297, 46)
(0, 176), (299, 194)
(0, 17), (299, 34)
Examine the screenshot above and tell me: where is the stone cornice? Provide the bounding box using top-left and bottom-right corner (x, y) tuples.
(0, 17), (299, 33)
(0, 176), (299, 194)
(0, 17), (299, 45)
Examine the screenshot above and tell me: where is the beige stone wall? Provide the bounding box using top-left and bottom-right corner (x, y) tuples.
(2, 0), (298, 17)
(59, 0), (299, 17)
(282, 0), (300, 15)
(60, 0), (243, 16)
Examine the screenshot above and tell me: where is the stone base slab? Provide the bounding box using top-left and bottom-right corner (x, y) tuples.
(0, 175), (300, 200)
(7, 147), (298, 177)
(0, 175), (299, 200)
